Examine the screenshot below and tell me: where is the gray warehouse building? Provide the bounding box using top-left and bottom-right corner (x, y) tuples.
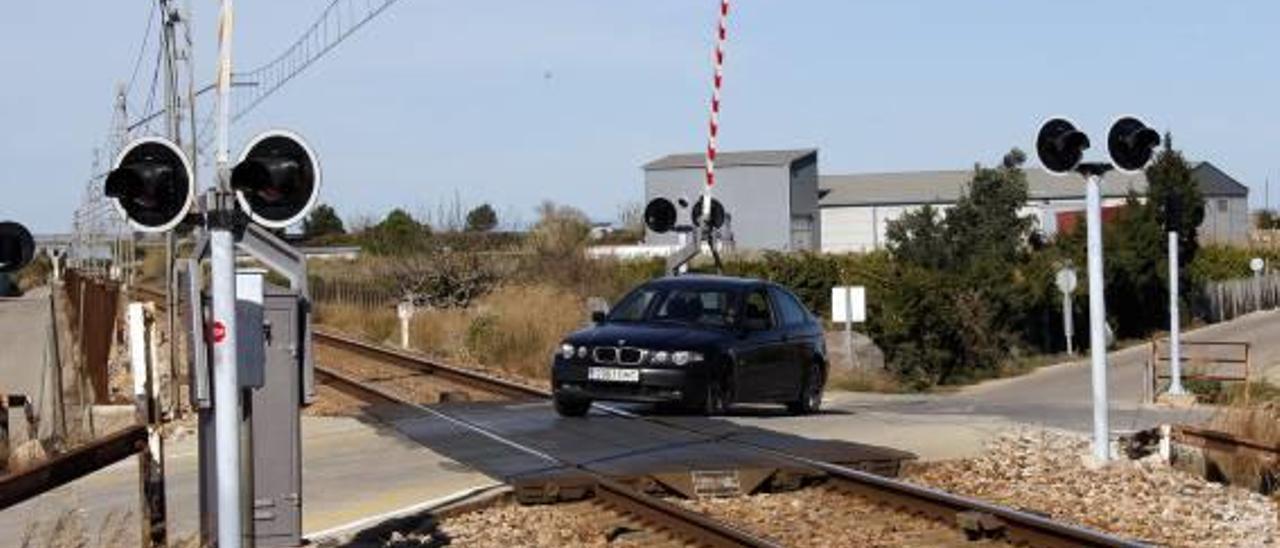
(643, 149), (820, 251)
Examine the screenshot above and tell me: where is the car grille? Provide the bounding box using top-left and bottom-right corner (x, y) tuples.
(592, 346), (646, 366)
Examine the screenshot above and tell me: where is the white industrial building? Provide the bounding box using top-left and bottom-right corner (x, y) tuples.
(819, 162), (1249, 253)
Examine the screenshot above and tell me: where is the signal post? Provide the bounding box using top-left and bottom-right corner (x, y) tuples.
(1036, 116), (1161, 462)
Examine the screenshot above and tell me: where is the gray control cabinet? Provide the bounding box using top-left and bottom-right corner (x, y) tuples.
(190, 281), (306, 547)
(250, 284), (303, 546)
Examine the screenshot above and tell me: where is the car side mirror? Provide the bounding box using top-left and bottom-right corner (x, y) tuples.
(591, 311), (607, 324)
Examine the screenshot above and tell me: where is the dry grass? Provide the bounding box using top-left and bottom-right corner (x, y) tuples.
(20, 509), (132, 548)
(315, 283), (586, 382)
(828, 367), (903, 393)
(313, 302), (398, 345)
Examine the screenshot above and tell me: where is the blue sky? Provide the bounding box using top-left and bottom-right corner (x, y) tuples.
(2, 1), (1278, 233)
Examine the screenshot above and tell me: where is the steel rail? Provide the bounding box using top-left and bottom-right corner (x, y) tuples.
(318, 333), (1144, 547)
(312, 363), (778, 548)
(0, 425), (147, 511)
(313, 329), (549, 401)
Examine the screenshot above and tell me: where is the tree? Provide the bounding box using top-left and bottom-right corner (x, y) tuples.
(302, 204), (346, 240)
(1144, 134), (1204, 267)
(363, 208), (431, 255)
(870, 149), (1036, 387)
(465, 203), (498, 232)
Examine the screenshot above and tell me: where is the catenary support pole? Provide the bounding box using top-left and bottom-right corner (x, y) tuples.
(212, 0), (243, 546)
(1084, 172), (1110, 461)
(1168, 231), (1185, 395)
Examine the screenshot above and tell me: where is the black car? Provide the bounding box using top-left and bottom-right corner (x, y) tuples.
(551, 275), (827, 417)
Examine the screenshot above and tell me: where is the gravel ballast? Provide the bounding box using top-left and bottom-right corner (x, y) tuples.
(905, 429), (1278, 547)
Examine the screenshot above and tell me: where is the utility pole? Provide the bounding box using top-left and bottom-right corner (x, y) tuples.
(212, 1), (244, 546)
(160, 0), (183, 418)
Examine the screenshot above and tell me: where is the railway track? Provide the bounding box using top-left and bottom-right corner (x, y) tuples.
(313, 334), (1143, 548)
(312, 361), (779, 548)
(128, 286), (1140, 546)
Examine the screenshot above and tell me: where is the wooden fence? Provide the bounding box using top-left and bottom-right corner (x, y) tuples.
(1202, 273), (1280, 323)
(309, 277), (399, 311)
(63, 269), (120, 402)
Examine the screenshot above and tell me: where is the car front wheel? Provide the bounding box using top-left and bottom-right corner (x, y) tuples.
(787, 362), (824, 415)
(700, 377), (728, 416)
(554, 394), (592, 417)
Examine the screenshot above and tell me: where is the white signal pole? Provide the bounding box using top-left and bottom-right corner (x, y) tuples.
(1168, 231), (1185, 395)
(1084, 170), (1111, 461)
(213, 1), (243, 546)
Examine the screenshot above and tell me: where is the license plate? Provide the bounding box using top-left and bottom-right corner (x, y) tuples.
(588, 367), (640, 383)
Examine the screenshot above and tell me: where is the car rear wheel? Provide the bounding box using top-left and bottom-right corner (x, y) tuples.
(787, 362), (823, 415)
(554, 394), (591, 417)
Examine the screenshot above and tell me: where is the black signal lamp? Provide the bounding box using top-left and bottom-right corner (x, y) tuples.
(104, 137), (194, 232)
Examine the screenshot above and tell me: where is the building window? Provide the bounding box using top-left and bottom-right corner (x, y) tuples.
(791, 215), (814, 250)
(1218, 199), (1229, 213)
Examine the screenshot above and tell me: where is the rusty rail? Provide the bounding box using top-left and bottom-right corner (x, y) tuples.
(1173, 424), (1279, 463)
(0, 425), (146, 511)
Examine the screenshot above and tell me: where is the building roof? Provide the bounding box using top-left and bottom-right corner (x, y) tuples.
(643, 149), (817, 171)
(1191, 162), (1250, 198)
(819, 162), (1247, 207)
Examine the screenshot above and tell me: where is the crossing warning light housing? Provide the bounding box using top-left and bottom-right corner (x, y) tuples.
(104, 137), (195, 233)
(1108, 116), (1161, 174)
(0, 221), (35, 274)
(232, 130), (321, 229)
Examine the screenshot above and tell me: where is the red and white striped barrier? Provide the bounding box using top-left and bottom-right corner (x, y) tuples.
(702, 0), (730, 209)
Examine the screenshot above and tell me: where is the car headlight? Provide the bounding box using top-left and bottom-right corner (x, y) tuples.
(559, 343), (575, 359)
(577, 346), (588, 359)
(651, 351), (670, 364)
(671, 351), (704, 366)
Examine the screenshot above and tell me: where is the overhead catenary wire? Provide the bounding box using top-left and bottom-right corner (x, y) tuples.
(124, 1), (160, 101)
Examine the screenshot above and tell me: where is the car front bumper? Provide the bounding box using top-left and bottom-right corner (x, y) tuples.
(551, 358), (705, 404)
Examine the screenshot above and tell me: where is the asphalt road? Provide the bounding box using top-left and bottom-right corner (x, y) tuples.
(0, 417), (496, 547)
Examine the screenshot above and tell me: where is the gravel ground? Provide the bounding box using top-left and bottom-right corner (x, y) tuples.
(303, 382), (369, 417)
(905, 429), (1278, 547)
(679, 486), (977, 547)
(373, 500), (680, 547)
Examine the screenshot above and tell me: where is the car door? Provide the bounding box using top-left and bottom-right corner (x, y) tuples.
(732, 288), (787, 401)
(769, 287), (816, 399)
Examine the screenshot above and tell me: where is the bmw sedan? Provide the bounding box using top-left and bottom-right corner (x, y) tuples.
(551, 275), (827, 417)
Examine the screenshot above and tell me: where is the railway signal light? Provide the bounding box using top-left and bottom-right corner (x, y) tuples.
(691, 197), (726, 229)
(231, 130), (321, 229)
(1036, 118), (1090, 175)
(104, 137), (195, 232)
(643, 197), (677, 234)
(1107, 116), (1161, 173)
(0, 221), (35, 273)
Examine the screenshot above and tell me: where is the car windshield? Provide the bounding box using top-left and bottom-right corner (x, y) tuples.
(608, 286), (737, 328)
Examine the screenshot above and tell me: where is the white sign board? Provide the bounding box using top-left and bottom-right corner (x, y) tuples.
(1055, 267), (1077, 295)
(831, 286), (866, 324)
